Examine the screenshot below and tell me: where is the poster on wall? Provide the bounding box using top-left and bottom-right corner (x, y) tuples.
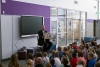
(69, 28), (71, 31)
(73, 23), (76, 29)
(51, 21), (57, 29)
(68, 21), (71, 26)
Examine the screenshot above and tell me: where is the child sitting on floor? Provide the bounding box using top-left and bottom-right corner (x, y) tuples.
(58, 46), (62, 60)
(76, 59), (85, 67)
(50, 58), (56, 67)
(43, 52), (49, 66)
(70, 52), (78, 67)
(8, 54), (20, 67)
(62, 57), (71, 67)
(24, 59), (33, 67)
(45, 63), (52, 67)
(63, 47), (69, 57)
(54, 52), (61, 67)
(26, 53), (34, 67)
(50, 50), (56, 59)
(35, 57), (44, 67)
(88, 52), (96, 67)
(94, 61), (100, 67)
(0, 62), (4, 67)
(69, 49), (73, 62)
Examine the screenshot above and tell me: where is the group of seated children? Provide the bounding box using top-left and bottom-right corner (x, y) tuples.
(1, 39), (100, 67)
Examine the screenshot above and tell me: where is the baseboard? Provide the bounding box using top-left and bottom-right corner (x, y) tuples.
(1, 58), (10, 62)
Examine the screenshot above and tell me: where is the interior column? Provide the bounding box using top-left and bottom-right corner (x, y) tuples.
(0, 0), (2, 61)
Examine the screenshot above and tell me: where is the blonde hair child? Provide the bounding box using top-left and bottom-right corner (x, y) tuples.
(76, 59), (85, 67)
(24, 59), (33, 67)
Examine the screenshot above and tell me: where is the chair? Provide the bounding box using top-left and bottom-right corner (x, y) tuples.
(37, 35), (44, 53)
(84, 37), (93, 42)
(18, 50), (27, 59)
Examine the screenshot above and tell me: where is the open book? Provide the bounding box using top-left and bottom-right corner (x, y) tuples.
(44, 33), (54, 39)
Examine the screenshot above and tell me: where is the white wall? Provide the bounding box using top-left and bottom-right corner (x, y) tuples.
(13, 0), (97, 19)
(1, 15), (38, 59)
(12, 15), (38, 54)
(1, 15), (12, 59)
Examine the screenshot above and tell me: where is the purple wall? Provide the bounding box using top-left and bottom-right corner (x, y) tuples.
(87, 19), (94, 23)
(1, 0), (50, 32)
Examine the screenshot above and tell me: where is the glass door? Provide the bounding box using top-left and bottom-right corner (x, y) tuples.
(57, 9), (67, 46)
(67, 10), (80, 44)
(50, 17), (58, 47)
(50, 7), (87, 46)
(57, 17), (67, 46)
(67, 19), (79, 44)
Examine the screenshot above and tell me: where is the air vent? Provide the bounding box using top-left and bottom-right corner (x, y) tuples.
(94, 6), (96, 9)
(74, 1), (78, 4)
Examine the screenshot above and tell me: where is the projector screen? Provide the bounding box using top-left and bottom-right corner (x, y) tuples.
(21, 16), (43, 37)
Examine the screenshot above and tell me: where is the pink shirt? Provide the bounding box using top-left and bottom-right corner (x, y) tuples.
(82, 49), (86, 59)
(77, 57), (86, 65)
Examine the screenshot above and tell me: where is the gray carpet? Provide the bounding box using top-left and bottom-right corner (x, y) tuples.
(1, 53), (52, 67)
(1, 39), (100, 67)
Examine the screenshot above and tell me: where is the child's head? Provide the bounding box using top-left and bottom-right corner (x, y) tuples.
(72, 43), (75, 47)
(94, 62), (100, 67)
(94, 42), (97, 45)
(0, 62), (4, 67)
(89, 48), (95, 54)
(81, 40), (85, 45)
(26, 59), (32, 66)
(88, 52), (94, 60)
(81, 45), (85, 50)
(58, 46), (62, 51)
(69, 49), (73, 54)
(51, 50), (56, 55)
(78, 51), (83, 57)
(62, 52), (66, 56)
(8, 54), (19, 67)
(45, 63), (52, 67)
(77, 59), (85, 66)
(97, 51), (100, 58)
(95, 45), (99, 49)
(91, 39), (94, 42)
(10, 54), (18, 61)
(74, 49), (78, 53)
(27, 53), (33, 60)
(63, 47), (67, 51)
(69, 44), (72, 48)
(37, 52), (42, 57)
(88, 43), (92, 47)
(43, 52), (47, 57)
(78, 47), (82, 51)
(54, 52), (59, 57)
(99, 44), (100, 48)
(72, 52), (76, 58)
(62, 52), (68, 58)
(50, 58), (55, 65)
(67, 46), (71, 50)
(37, 57), (42, 64)
(62, 57), (68, 66)
(74, 42), (77, 46)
